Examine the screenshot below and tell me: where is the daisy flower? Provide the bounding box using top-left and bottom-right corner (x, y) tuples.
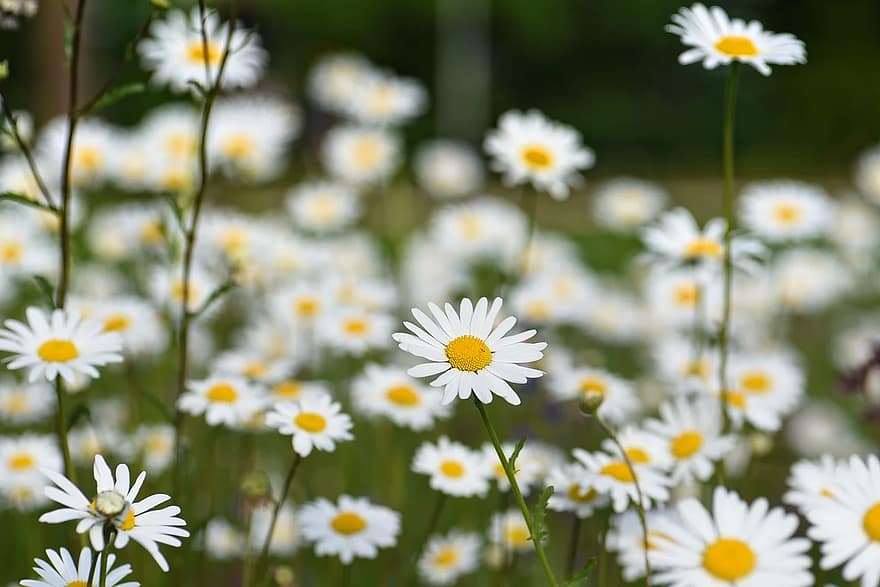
(0, 213), (54, 277)
(20, 547), (138, 587)
(488, 509), (533, 553)
(306, 52), (376, 114)
(139, 8), (267, 93)
(344, 70), (427, 126)
(351, 364), (450, 431)
(607, 509), (680, 583)
(201, 518), (245, 560)
(71, 296), (168, 358)
(805, 454), (880, 587)
(414, 140), (484, 199)
(546, 463), (607, 518)
(719, 351), (804, 432)
(0, 433), (62, 483)
(600, 426), (673, 472)
(550, 365), (640, 425)
(133, 424), (175, 475)
(298, 495), (400, 564)
(265, 391), (353, 457)
(650, 486), (813, 586)
(784, 455), (841, 515)
(392, 297), (547, 406)
(285, 181), (361, 235)
(177, 376), (265, 428)
(418, 531), (482, 586)
(573, 450), (672, 512)
(855, 144), (880, 205)
(0, 307), (123, 383)
(39, 454), (189, 572)
(321, 125), (401, 186)
(428, 197), (527, 265)
(317, 309), (393, 356)
(484, 109), (594, 200)
(592, 178), (668, 233)
(411, 436), (490, 498)
(36, 117), (114, 189)
(0, 377), (55, 425)
(771, 248), (850, 314)
(480, 441), (544, 496)
(87, 203), (171, 261)
(251, 502), (300, 556)
(739, 180), (834, 243)
(666, 3), (806, 76)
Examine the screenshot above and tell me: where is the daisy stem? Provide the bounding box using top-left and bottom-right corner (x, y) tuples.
(594, 415), (651, 587)
(53, 379), (75, 483)
(253, 453), (303, 586)
(99, 539), (114, 587)
(564, 514), (581, 579)
(0, 96), (57, 211)
(473, 398), (559, 587)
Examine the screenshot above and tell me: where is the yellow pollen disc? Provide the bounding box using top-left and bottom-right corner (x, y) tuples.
(165, 133), (195, 157)
(344, 318), (369, 336)
(674, 284), (700, 306)
(206, 383), (238, 403)
(145, 434), (170, 453)
(819, 488), (835, 499)
(102, 314), (130, 333)
(774, 202), (802, 225)
(0, 241), (23, 263)
(385, 385), (421, 406)
(440, 460), (465, 478)
(645, 530), (673, 551)
(7, 452), (35, 471)
(242, 361), (268, 379)
(353, 138), (381, 170)
(445, 335), (492, 372)
(525, 300), (551, 320)
(66, 581), (88, 587)
(5, 393), (28, 415)
(600, 461), (635, 483)
(309, 195), (340, 223)
(625, 447), (651, 464)
(684, 238), (723, 259)
(702, 538), (756, 581)
(161, 171), (189, 192)
(685, 360), (710, 380)
(73, 145), (102, 172)
(863, 502), (880, 542)
(221, 228), (249, 256)
(223, 134), (255, 160)
(37, 339), (79, 363)
(578, 377), (607, 396)
(273, 380), (302, 398)
(567, 484), (597, 503)
(120, 508), (136, 531)
(172, 281), (199, 304)
(295, 412), (327, 433)
(520, 144), (555, 170)
(140, 221), (164, 244)
(670, 431), (703, 459)
(331, 511), (367, 535)
(741, 371), (772, 394)
(494, 463), (507, 478)
(186, 40), (222, 65)
(459, 214), (483, 241)
(714, 35), (760, 58)
(294, 297), (319, 318)
(505, 524), (531, 546)
(723, 390), (746, 409)
(433, 547), (459, 567)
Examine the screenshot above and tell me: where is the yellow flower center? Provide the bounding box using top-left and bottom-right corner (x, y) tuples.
(206, 383), (238, 403)
(5, 392), (28, 415)
(578, 377), (607, 396)
(863, 502), (880, 542)
(66, 581), (88, 587)
(625, 447), (651, 464)
(223, 134), (255, 160)
(567, 484), (597, 503)
(505, 524), (531, 546)
(714, 35), (760, 58)
(37, 339), (79, 363)
(7, 452), (34, 471)
(0, 241), (23, 263)
(684, 238), (723, 259)
(161, 170), (190, 192)
(186, 40), (222, 66)
(343, 318), (369, 336)
(525, 300), (551, 320)
(600, 461), (635, 483)
(741, 371), (772, 394)
(242, 361), (268, 379)
(433, 547), (459, 567)
(440, 460), (465, 478)
(670, 431), (703, 459)
(145, 433), (170, 453)
(331, 511), (367, 535)
(445, 335), (492, 372)
(353, 138), (381, 170)
(459, 214), (483, 241)
(73, 145), (103, 172)
(774, 202), (802, 225)
(520, 144), (554, 170)
(294, 297), (319, 318)
(120, 507), (136, 531)
(165, 133), (195, 157)
(674, 283), (700, 306)
(684, 359), (710, 380)
(172, 281), (199, 304)
(308, 194), (341, 223)
(702, 538), (756, 581)
(820, 488), (835, 499)
(723, 390), (746, 409)
(294, 412), (327, 433)
(385, 385), (421, 406)
(220, 227), (249, 256)
(273, 380), (303, 399)
(102, 314), (130, 333)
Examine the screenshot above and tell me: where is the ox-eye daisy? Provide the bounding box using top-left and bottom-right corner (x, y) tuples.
(484, 109), (594, 200)
(20, 547), (138, 587)
(39, 454), (189, 572)
(178, 376), (264, 428)
(573, 450), (672, 513)
(414, 140), (484, 199)
(265, 391), (353, 457)
(666, 3), (806, 76)
(650, 487), (813, 586)
(298, 495), (400, 564)
(418, 531), (481, 586)
(784, 455), (840, 515)
(0, 377), (55, 425)
(546, 463), (607, 518)
(352, 364), (450, 431)
(322, 125), (401, 186)
(411, 436), (490, 498)
(488, 509), (533, 553)
(393, 297), (546, 406)
(285, 181), (361, 235)
(720, 351), (804, 432)
(592, 178), (668, 233)
(739, 180), (834, 243)
(0, 307), (123, 383)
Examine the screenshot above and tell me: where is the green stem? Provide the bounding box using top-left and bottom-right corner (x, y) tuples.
(253, 453), (303, 586)
(565, 515), (582, 579)
(473, 399), (559, 587)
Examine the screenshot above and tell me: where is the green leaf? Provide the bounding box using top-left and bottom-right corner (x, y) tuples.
(563, 558), (597, 587)
(530, 484), (554, 546)
(509, 436), (527, 470)
(0, 192), (56, 213)
(163, 193), (186, 233)
(32, 275), (57, 308)
(189, 280), (236, 320)
(86, 82), (146, 114)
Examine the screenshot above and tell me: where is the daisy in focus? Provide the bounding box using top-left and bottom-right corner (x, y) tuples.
(666, 3), (806, 76)
(484, 109), (594, 200)
(393, 297), (546, 406)
(298, 495), (400, 564)
(265, 391), (354, 457)
(0, 307), (123, 383)
(20, 547), (138, 587)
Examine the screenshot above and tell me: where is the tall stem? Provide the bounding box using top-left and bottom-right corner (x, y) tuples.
(473, 399), (559, 587)
(253, 453), (303, 586)
(717, 62), (740, 439)
(564, 515), (582, 579)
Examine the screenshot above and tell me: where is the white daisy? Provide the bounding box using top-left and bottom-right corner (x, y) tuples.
(285, 181), (361, 235)
(484, 109), (594, 200)
(393, 297), (547, 406)
(855, 144), (880, 205)
(352, 364), (450, 431)
(20, 547), (138, 587)
(265, 391), (353, 457)
(71, 296), (168, 358)
(573, 450), (672, 513)
(298, 495), (400, 564)
(592, 178), (668, 232)
(251, 502), (300, 556)
(718, 350), (804, 432)
(546, 462), (607, 518)
(666, 3), (806, 76)
(607, 509), (680, 583)
(784, 455), (841, 515)
(321, 125), (401, 186)
(0, 213), (54, 278)
(428, 197), (527, 265)
(488, 509), (533, 553)
(306, 52), (376, 114)
(39, 454), (189, 572)
(344, 70), (427, 126)
(411, 436), (490, 498)
(211, 349), (294, 385)
(177, 376), (265, 428)
(317, 309), (393, 356)
(133, 424), (175, 475)
(414, 140), (484, 199)
(0, 307), (123, 383)
(0, 377), (55, 425)
(418, 531), (482, 585)
(771, 248), (850, 314)
(739, 180), (834, 242)
(201, 518), (245, 560)
(600, 426), (674, 472)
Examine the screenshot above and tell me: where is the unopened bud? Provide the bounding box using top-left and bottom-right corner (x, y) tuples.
(94, 490), (126, 517)
(579, 391), (605, 416)
(241, 470), (271, 508)
(749, 431), (773, 456)
(273, 566), (295, 586)
(0, 61), (9, 81)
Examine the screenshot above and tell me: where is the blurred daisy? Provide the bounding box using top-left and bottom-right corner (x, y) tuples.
(0, 214), (54, 277)
(643, 268), (712, 331)
(298, 495), (400, 564)
(139, 8), (267, 93)
(651, 487), (812, 586)
(40, 454), (189, 572)
(37, 117), (114, 189)
(149, 263), (219, 314)
(784, 455), (840, 515)
(68, 424), (126, 466)
(178, 376), (264, 428)
(573, 450), (672, 512)
(414, 140), (484, 199)
(601, 426), (673, 472)
(720, 351), (804, 432)
(251, 502), (300, 556)
(134, 424), (175, 475)
(652, 337), (718, 394)
(318, 309), (393, 356)
(352, 364), (450, 431)
(855, 144), (880, 205)
(20, 547), (138, 587)
(72, 296), (168, 358)
(212, 349), (293, 385)
(488, 509), (533, 553)
(393, 297), (546, 406)
(0, 433), (62, 482)
(551, 366), (640, 425)
(285, 181), (361, 234)
(593, 178), (668, 233)
(268, 380), (330, 404)
(201, 518), (245, 560)
(666, 3), (806, 76)
(344, 70), (427, 126)
(739, 180), (834, 242)
(607, 509), (679, 583)
(87, 203), (170, 261)
(418, 531), (481, 586)
(484, 109), (594, 200)
(480, 442), (544, 497)
(265, 391), (353, 457)
(307, 52), (376, 114)
(772, 248), (850, 313)
(0, 378), (54, 425)
(546, 463), (607, 518)
(428, 197), (527, 265)
(0, 307), (123, 383)
(322, 125), (401, 185)
(412, 436), (490, 498)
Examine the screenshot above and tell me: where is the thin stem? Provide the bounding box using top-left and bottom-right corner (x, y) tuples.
(473, 398), (559, 587)
(0, 96), (57, 211)
(405, 492), (447, 586)
(565, 515), (582, 579)
(99, 541), (113, 587)
(595, 415), (651, 587)
(53, 379), (74, 480)
(253, 453), (303, 586)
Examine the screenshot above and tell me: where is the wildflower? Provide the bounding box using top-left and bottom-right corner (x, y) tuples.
(298, 495), (400, 564)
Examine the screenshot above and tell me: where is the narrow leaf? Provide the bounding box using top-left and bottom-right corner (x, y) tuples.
(531, 484), (554, 546)
(509, 436), (527, 470)
(0, 192), (56, 213)
(163, 193), (186, 233)
(87, 82), (146, 114)
(189, 280), (236, 320)
(32, 275), (57, 308)
(563, 558), (597, 587)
